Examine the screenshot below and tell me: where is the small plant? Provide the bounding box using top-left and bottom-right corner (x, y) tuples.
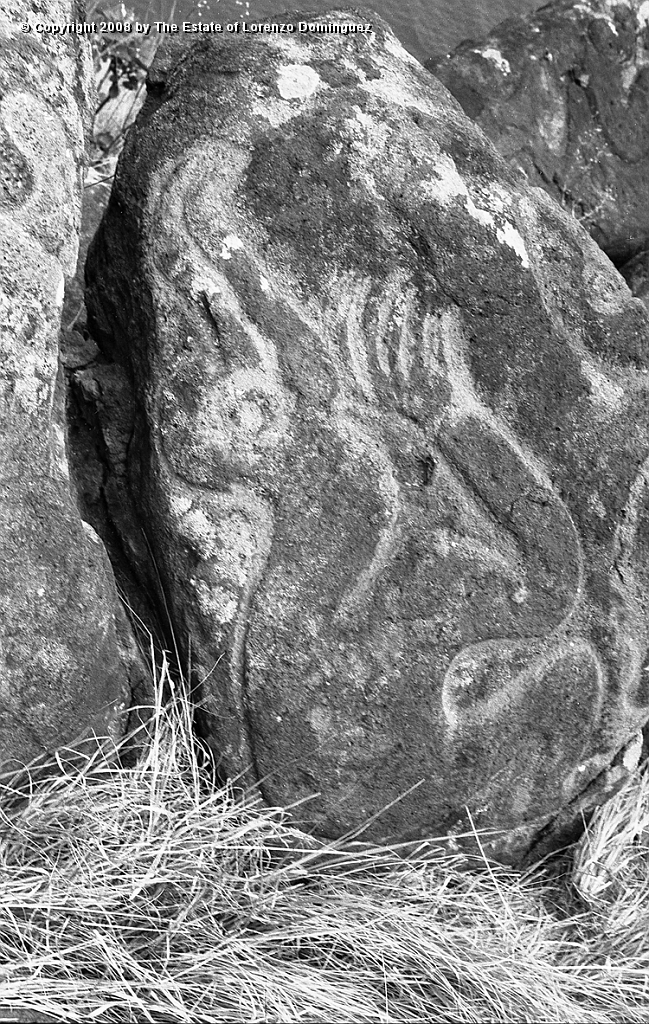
(85, 1), (172, 187)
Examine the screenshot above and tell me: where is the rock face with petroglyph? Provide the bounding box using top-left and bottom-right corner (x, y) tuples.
(429, 0), (649, 273)
(0, 1), (144, 770)
(85, 10), (649, 861)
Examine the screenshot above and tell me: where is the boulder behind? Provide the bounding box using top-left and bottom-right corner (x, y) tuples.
(429, 0), (649, 275)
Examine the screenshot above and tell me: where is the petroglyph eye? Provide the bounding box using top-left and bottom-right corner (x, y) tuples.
(198, 375), (289, 464)
(160, 364), (291, 480)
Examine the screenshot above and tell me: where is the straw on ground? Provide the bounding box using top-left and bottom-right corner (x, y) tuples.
(0, 636), (649, 1022)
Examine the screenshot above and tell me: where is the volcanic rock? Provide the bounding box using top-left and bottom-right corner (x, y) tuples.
(428, 0), (649, 271)
(85, 10), (649, 861)
(0, 1), (144, 771)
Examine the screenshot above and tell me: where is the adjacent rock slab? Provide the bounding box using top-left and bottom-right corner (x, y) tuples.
(428, 0), (649, 267)
(0, 2), (142, 769)
(86, 10), (649, 860)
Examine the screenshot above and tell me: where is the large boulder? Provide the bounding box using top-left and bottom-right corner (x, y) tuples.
(428, 0), (649, 271)
(0, 2), (145, 770)
(85, 10), (649, 861)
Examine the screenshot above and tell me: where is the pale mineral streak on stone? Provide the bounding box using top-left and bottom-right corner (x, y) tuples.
(419, 151), (469, 205)
(494, 220), (530, 268)
(465, 196), (495, 231)
(468, 198), (531, 268)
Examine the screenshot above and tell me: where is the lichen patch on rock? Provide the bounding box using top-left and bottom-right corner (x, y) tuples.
(276, 62), (322, 100)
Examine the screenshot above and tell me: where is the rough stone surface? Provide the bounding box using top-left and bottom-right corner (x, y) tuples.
(428, 0), (649, 267)
(0, 1), (145, 770)
(85, 9), (649, 861)
(620, 244), (649, 311)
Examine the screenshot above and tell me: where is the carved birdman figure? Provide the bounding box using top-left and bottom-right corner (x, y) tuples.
(85, 10), (649, 862)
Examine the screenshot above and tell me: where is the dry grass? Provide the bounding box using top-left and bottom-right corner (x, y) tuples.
(33, 10), (649, 1022)
(0, 634), (648, 1022)
(85, 2), (165, 186)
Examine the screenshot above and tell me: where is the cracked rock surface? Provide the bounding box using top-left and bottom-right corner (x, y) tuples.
(84, 8), (649, 863)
